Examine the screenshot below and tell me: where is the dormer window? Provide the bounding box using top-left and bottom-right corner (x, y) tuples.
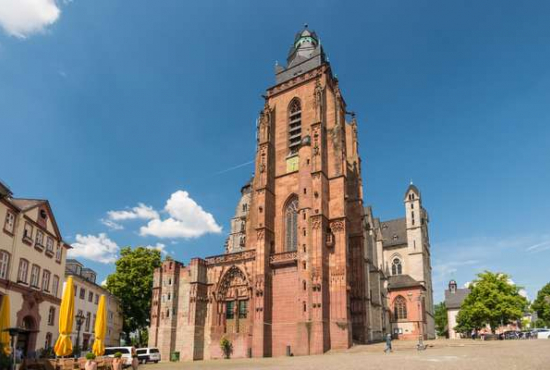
(288, 99), (302, 155)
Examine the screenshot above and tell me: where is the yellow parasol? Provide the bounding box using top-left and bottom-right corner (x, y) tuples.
(0, 295), (11, 355)
(54, 276), (75, 357)
(92, 295), (107, 356)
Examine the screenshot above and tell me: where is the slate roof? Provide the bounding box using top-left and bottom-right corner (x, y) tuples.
(0, 179), (12, 197)
(387, 274), (422, 289)
(9, 198), (46, 211)
(380, 218), (407, 247)
(275, 27), (327, 85)
(445, 288), (470, 309)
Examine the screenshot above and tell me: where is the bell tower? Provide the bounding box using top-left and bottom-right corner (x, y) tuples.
(247, 26), (366, 356)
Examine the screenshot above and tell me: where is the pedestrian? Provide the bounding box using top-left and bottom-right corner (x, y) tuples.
(112, 352), (123, 370)
(131, 353), (139, 370)
(85, 353), (97, 370)
(15, 347), (23, 362)
(471, 329), (476, 340)
(384, 333), (393, 353)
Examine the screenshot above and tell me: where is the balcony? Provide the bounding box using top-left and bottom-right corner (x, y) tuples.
(269, 251), (298, 266)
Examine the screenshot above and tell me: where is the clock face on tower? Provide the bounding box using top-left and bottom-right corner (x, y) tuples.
(286, 156), (299, 173)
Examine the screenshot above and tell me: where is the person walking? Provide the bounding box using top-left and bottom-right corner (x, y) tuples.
(131, 353), (139, 370)
(384, 333), (393, 353)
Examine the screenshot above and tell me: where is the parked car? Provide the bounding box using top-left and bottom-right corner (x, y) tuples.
(104, 346), (136, 368)
(136, 348), (161, 364)
(535, 329), (550, 339)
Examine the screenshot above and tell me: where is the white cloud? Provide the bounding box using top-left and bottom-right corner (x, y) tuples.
(107, 203), (159, 222)
(0, 0), (61, 38)
(68, 233), (119, 264)
(100, 218), (124, 231)
(140, 190), (222, 239)
(145, 243), (168, 256)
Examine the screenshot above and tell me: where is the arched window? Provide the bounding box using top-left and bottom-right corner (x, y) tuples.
(391, 258), (402, 275)
(394, 296), (407, 320)
(285, 197), (299, 251)
(288, 99), (302, 155)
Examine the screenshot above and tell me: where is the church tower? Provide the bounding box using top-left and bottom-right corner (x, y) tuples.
(404, 183), (435, 336)
(246, 26), (366, 356)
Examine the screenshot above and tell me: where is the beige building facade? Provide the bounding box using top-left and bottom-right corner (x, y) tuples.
(0, 180), (71, 355)
(66, 259), (123, 349)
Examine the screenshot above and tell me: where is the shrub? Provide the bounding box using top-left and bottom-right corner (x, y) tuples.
(220, 337), (233, 359)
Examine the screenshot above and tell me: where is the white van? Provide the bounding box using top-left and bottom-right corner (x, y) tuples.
(136, 347), (161, 363)
(104, 346), (136, 368)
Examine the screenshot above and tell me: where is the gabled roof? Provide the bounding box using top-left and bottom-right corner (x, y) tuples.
(445, 288), (470, 309)
(380, 218), (407, 247)
(10, 198), (63, 240)
(387, 274), (423, 290)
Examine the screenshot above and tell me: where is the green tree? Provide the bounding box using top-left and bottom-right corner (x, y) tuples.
(434, 301), (448, 337)
(106, 247), (162, 344)
(532, 282), (550, 327)
(455, 271), (528, 334)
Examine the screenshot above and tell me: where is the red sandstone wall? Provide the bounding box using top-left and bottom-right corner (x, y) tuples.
(271, 265), (299, 356)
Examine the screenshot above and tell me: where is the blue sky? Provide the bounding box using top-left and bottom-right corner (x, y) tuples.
(0, 0), (549, 303)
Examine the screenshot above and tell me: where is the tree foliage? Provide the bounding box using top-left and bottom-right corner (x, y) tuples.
(106, 247), (162, 341)
(434, 301), (448, 337)
(532, 282), (550, 327)
(455, 271), (528, 334)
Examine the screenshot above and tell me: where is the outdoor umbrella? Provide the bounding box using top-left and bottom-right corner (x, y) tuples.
(0, 295), (10, 355)
(54, 276), (75, 357)
(92, 295), (107, 356)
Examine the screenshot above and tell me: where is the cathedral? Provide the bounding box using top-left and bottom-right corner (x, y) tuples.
(148, 27), (435, 361)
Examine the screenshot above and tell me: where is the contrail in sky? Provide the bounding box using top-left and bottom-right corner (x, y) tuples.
(213, 159), (255, 175)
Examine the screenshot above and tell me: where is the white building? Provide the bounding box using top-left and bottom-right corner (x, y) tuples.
(65, 259), (123, 349)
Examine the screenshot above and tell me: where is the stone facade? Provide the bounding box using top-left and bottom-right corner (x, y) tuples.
(148, 27), (435, 361)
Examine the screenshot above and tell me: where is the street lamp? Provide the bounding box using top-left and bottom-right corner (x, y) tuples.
(75, 312), (85, 358)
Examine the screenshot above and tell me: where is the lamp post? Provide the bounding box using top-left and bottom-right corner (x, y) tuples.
(75, 312), (85, 358)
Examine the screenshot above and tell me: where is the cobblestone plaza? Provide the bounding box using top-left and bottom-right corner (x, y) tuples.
(146, 340), (549, 370)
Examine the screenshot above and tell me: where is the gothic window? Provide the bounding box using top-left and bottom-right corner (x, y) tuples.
(226, 301), (235, 320)
(285, 197), (299, 252)
(391, 258), (403, 275)
(238, 300), (248, 319)
(394, 296), (407, 320)
(288, 98), (302, 155)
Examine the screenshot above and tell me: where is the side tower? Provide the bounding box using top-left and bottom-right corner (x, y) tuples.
(246, 26), (366, 356)
(404, 184), (435, 338)
(149, 259), (184, 361)
(226, 181), (252, 253)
